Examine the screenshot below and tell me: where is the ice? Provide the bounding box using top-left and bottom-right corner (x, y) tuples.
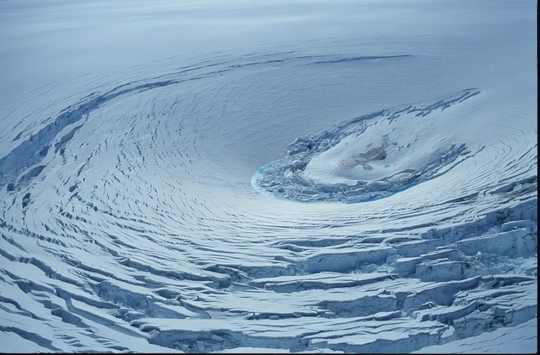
(0, 0), (537, 353)
(252, 89), (480, 203)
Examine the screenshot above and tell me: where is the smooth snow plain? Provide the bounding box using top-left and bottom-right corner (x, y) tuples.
(0, 0), (537, 353)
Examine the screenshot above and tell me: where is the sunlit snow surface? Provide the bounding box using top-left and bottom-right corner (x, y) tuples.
(0, 0), (537, 353)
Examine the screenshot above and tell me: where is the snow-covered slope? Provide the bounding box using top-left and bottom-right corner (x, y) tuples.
(0, 0), (537, 353)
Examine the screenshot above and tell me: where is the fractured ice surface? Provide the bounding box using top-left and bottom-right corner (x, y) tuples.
(0, 0), (536, 353)
(252, 89), (479, 203)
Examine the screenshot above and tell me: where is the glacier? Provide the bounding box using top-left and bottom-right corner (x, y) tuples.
(0, 0), (537, 353)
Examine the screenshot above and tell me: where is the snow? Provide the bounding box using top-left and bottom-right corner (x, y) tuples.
(0, 0), (537, 353)
(252, 89), (481, 203)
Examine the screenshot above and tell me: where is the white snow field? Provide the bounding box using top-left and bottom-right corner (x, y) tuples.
(0, 0), (537, 353)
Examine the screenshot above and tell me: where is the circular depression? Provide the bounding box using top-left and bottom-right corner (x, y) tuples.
(251, 90), (480, 204)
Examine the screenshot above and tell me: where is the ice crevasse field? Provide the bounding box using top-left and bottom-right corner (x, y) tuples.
(0, 0), (537, 353)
